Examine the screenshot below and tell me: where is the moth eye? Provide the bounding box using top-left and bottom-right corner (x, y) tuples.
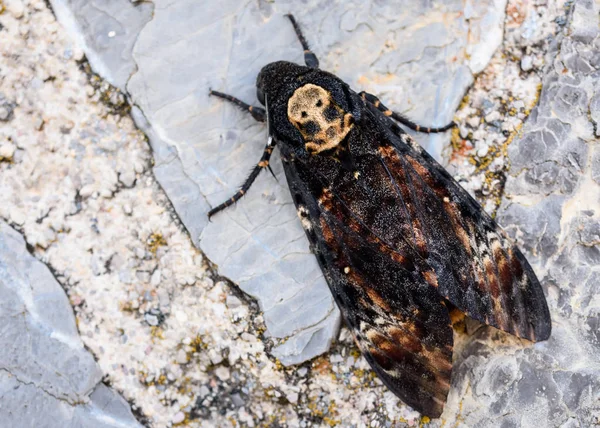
(301, 111), (308, 118)
(316, 99), (323, 107)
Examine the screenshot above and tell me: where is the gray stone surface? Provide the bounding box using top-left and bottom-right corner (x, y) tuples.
(50, 0), (154, 91)
(8, 0), (600, 424)
(54, 0), (508, 365)
(0, 221), (143, 428)
(443, 1), (600, 425)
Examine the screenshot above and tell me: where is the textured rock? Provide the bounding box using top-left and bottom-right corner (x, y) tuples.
(50, 0), (154, 90)
(444, 1), (600, 425)
(6, 0), (600, 425)
(0, 221), (142, 427)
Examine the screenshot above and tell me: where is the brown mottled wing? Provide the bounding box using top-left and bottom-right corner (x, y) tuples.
(341, 103), (550, 343)
(280, 145), (454, 417)
(372, 118), (551, 343)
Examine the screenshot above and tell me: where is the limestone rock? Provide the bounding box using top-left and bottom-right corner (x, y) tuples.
(0, 221), (142, 427)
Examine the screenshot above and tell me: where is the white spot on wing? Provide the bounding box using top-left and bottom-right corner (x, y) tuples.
(297, 205), (312, 231)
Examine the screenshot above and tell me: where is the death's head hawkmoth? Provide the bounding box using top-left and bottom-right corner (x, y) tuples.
(208, 14), (551, 418)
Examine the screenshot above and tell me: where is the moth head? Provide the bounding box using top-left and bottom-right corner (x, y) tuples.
(287, 83), (355, 154)
(256, 61), (360, 153)
(256, 61), (305, 106)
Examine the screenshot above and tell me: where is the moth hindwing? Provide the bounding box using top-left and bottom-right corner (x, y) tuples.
(208, 14), (551, 418)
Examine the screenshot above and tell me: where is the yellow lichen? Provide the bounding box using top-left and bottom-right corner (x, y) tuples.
(258, 414), (279, 428)
(190, 334), (208, 351)
(326, 401), (340, 425)
(308, 400), (324, 417)
(147, 232), (167, 255)
(274, 359), (284, 371)
(450, 126), (463, 152)
(150, 326), (165, 340)
(176, 377), (192, 394)
(503, 122), (524, 152)
(347, 347), (361, 360)
(525, 82), (543, 116)
(452, 399), (466, 427)
(457, 94), (470, 111)
(119, 301), (136, 313)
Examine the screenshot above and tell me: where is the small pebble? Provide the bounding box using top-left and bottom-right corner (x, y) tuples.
(467, 116), (480, 128)
(172, 412), (185, 424)
(485, 111), (501, 123)
(176, 349), (188, 364)
(33, 115), (44, 130)
(330, 354), (343, 363)
(209, 349), (224, 365)
(459, 125), (470, 139)
(145, 313), (159, 326)
(0, 142), (16, 159)
(0, 105), (13, 121)
(215, 366), (230, 381)
(231, 393), (245, 407)
(8, 1), (25, 18)
(521, 55), (534, 71)
(119, 169), (136, 187)
(137, 271), (150, 282)
(157, 288), (170, 306)
(79, 184), (95, 198)
(477, 145), (489, 158)
(226, 295), (242, 309)
(199, 386), (210, 398)
(151, 269), (162, 286)
(9, 209), (25, 226)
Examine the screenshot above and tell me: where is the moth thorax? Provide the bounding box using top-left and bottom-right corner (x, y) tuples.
(287, 83), (354, 154)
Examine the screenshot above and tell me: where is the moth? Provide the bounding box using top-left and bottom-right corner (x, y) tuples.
(208, 15), (551, 418)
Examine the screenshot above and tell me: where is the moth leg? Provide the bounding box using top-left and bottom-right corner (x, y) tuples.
(285, 14), (319, 68)
(359, 91), (455, 133)
(209, 90), (266, 122)
(208, 138), (276, 218)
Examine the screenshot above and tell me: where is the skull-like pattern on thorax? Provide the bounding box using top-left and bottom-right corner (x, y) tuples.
(287, 84), (354, 154)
